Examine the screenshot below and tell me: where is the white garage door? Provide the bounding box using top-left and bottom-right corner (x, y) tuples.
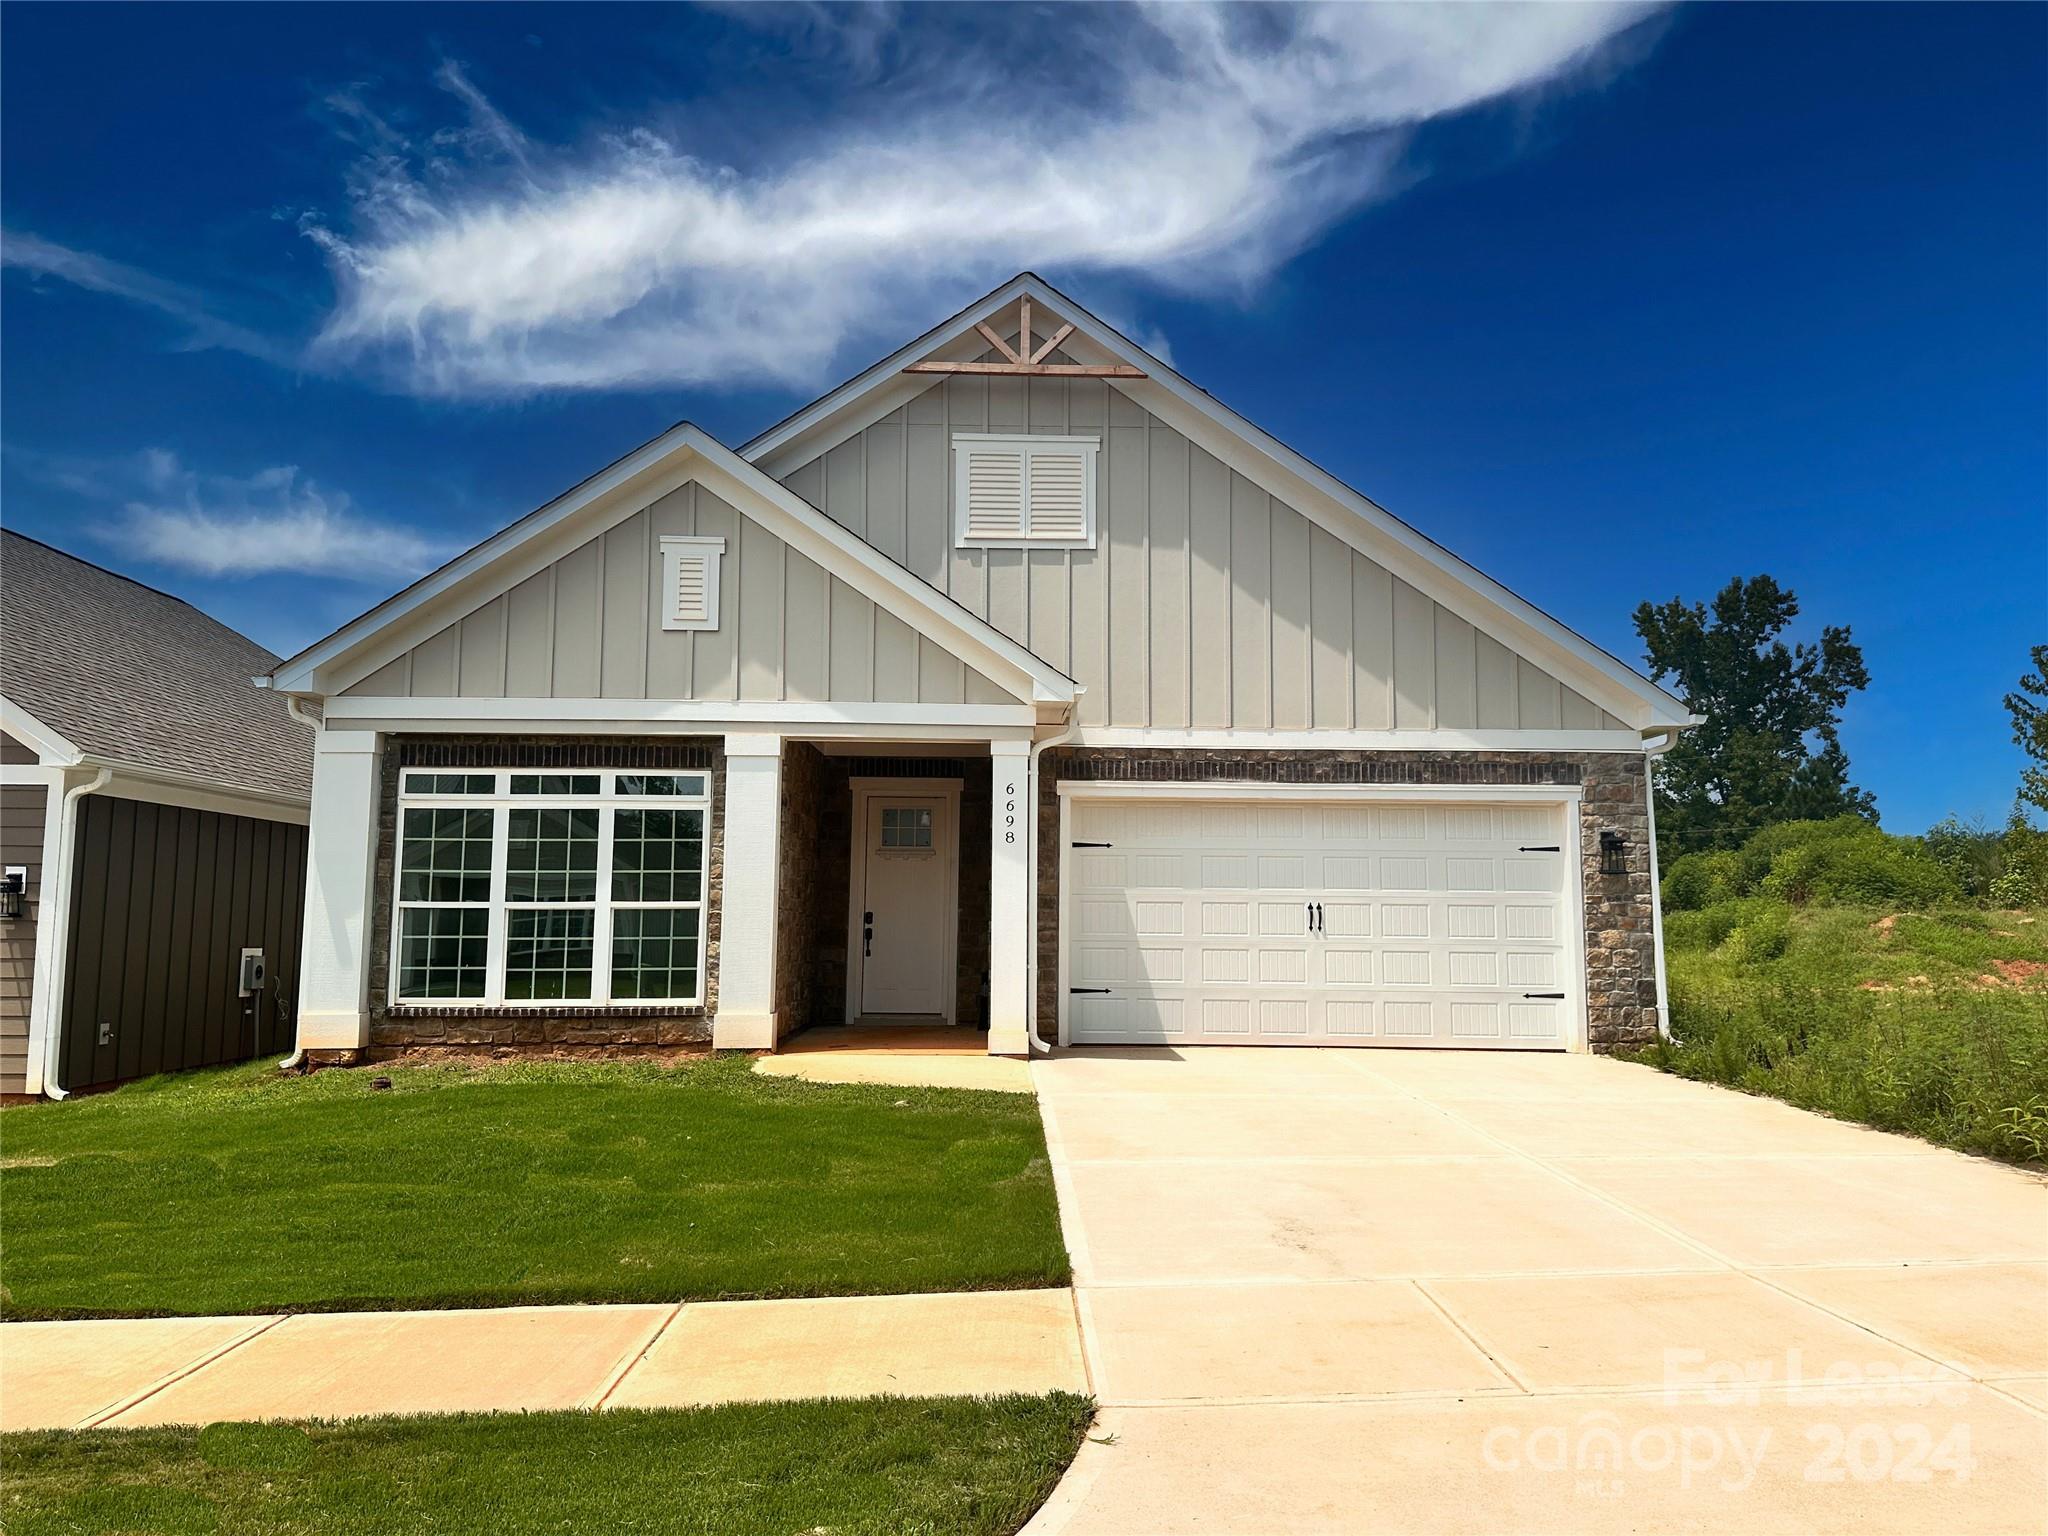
(1062, 795), (1578, 1050)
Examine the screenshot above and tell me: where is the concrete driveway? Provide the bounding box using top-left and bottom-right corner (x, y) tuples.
(1026, 1048), (2048, 1535)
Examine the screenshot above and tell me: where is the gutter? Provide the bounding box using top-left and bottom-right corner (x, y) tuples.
(1022, 694), (1084, 1056)
(39, 766), (111, 1099)
(1640, 726), (1686, 1042)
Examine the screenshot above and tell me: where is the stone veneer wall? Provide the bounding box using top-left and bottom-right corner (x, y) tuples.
(772, 742), (828, 1040)
(1035, 748), (1658, 1052)
(811, 757), (992, 1030)
(368, 736), (724, 1047)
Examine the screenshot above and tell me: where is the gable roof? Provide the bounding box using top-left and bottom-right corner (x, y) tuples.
(743, 272), (1695, 734)
(265, 423), (1076, 708)
(0, 530), (313, 799)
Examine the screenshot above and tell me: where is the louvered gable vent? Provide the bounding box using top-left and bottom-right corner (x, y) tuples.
(953, 434), (1098, 548)
(659, 536), (725, 631)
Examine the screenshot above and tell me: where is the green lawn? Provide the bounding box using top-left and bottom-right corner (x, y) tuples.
(0, 1054), (1068, 1320)
(0, 1395), (1095, 1536)
(1628, 901), (2048, 1163)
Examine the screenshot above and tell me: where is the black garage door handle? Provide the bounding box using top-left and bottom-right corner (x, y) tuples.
(1069, 987), (1112, 995)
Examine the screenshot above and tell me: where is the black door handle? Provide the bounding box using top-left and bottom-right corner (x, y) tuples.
(1069, 987), (1112, 995)
(863, 911), (874, 958)
(1315, 902), (1324, 933)
(1523, 992), (1566, 1000)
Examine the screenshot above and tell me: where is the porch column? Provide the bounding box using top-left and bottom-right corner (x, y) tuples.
(712, 733), (782, 1050)
(295, 727), (382, 1050)
(987, 739), (1031, 1057)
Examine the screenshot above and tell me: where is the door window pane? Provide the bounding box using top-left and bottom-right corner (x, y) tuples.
(880, 806), (934, 849)
(611, 808), (703, 902)
(397, 907), (489, 999)
(507, 807), (599, 901)
(399, 808), (494, 901)
(505, 909), (595, 1000)
(611, 907), (701, 1001)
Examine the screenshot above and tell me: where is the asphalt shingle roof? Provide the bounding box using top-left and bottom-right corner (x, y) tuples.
(0, 531), (313, 801)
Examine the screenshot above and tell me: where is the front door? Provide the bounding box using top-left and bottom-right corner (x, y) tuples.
(857, 794), (955, 1017)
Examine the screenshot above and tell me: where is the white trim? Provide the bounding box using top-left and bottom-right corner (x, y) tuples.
(658, 535), (724, 632)
(1068, 728), (1647, 753)
(1056, 781), (1584, 803)
(91, 767), (310, 827)
(15, 765), (71, 1094)
(323, 697), (1037, 729)
(987, 739), (1032, 1056)
(952, 434), (1099, 550)
(0, 697), (81, 766)
(844, 777), (963, 1025)
(268, 424), (1076, 709)
(385, 768), (712, 1011)
(714, 744), (782, 1048)
(1054, 781), (1589, 1054)
(739, 273), (1691, 731)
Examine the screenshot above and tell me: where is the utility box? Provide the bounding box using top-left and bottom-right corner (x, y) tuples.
(238, 947), (266, 998)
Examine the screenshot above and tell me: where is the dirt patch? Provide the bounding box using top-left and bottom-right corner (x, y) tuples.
(1979, 959), (2048, 989)
(1872, 914), (1900, 935)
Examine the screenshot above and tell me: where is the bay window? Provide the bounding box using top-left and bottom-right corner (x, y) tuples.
(393, 770), (710, 1007)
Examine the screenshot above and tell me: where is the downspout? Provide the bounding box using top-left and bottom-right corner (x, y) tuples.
(39, 765), (111, 1099)
(277, 693), (321, 1072)
(1021, 692), (1084, 1056)
(1642, 728), (1680, 1042)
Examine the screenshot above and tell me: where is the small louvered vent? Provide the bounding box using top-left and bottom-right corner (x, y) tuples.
(659, 536), (725, 632)
(953, 434), (1098, 548)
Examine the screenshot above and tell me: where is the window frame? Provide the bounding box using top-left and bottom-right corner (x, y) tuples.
(951, 433), (1100, 550)
(390, 769), (712, 1010)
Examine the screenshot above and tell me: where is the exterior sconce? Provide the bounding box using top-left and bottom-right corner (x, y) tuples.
(1598, 831), (1627, 877)
(0, 868), (24, 921)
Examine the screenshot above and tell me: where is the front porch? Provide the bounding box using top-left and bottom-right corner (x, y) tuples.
(718, 734), (1035, 1058)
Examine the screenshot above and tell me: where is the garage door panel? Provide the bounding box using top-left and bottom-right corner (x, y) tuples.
(1065, 795), (1576, 1051)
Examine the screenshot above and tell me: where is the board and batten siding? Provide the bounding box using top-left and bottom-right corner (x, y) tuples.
(780, 377), (1625, 734)
(0, 772), (46, 1094)
(59, 796), (309, 1093)
(345, 481), (1012, 706)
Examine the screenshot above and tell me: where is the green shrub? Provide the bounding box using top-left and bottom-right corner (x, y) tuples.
(1661, 849), (1743, 911)
(1644, 978), (2048, 1164)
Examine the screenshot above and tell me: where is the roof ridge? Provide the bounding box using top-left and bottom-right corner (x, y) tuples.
(1, 526), (231, 631)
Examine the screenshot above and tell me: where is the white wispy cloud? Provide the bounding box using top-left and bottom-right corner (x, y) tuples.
(0, 230), (289, 364)
(113, 451), (454, 581)
(306, 1), (1661, 396)
(7, 446), (455, 583)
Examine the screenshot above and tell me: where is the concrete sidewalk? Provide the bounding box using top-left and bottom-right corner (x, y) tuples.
(0, 1288), (1085, 1432)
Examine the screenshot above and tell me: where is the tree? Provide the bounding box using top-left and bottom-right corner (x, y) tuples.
(1634, 574), (1875, 857)
(2004, 644), (2048, 817)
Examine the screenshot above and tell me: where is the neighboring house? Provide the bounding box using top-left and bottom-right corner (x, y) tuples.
(0, 532), (314, 1098)
(266, 274), (1696, 1065)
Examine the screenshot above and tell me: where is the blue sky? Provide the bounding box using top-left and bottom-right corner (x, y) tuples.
(3, 2), (2042, 832)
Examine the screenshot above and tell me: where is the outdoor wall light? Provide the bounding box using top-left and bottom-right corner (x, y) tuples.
(0, 869), (25, 921)
(1598, 830), (1627, 877)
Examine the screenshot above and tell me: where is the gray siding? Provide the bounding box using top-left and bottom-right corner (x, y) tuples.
(782, 377), (1624, 733)
(59, 797), (308, 1092)
(347, 481), (1012, 706)
(0, 779), (45, 1093)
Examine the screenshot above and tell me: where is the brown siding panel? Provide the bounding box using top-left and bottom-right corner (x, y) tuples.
(57, 796), (309, 1092)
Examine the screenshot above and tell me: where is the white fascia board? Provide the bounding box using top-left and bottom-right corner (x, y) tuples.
(741, 272), (1690, 731)
(269, 422), (706, 696)
(272, 420), (1074, 710)
(743, 274), (1044, 473)
(0, 696), (82, 766)
(1068, 727), (1650, 753)
(680, 440), (1075, 707)
(92, 765), (311, 826)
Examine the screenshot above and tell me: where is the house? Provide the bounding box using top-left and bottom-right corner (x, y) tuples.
(264, 275), (1695, 1064)
(0, 531), (314, 1098)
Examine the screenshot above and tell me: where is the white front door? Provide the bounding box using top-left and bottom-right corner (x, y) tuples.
(1063, 796), (1578, 1049)
(857, 794), (954, 1017)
